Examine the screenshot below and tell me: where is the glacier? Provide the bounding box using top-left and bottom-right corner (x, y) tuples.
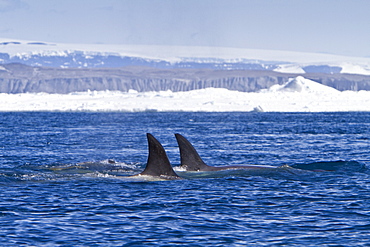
(1, 38), (370, 112)
(1, 63), (369, 94)
(1, 77), (369, 112)
(1, 38), (370, 75)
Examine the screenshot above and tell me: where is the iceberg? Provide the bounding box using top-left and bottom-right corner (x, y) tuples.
(267, 76), (339, 93)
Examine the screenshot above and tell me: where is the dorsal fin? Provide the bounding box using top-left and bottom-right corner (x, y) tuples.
(175, 133), (212, 171)
(139, 133), (180, 179)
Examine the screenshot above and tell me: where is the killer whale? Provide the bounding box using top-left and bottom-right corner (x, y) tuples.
(135, 133), (181, 180)
(175, 133), (276, 171)
(48, 133), (181, 180)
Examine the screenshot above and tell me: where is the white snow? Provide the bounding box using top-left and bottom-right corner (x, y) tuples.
(273, 64), (306, 74)
(1, 77), (369, 112)
(266, 76), (340, 93)
(339, 62), (370, 75)
(2, 38), (370, 75)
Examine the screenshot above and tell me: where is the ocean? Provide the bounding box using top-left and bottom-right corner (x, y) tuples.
(0, 112), (369, 246)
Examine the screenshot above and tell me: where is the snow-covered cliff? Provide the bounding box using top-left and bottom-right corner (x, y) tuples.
(1, 63), (369, 94)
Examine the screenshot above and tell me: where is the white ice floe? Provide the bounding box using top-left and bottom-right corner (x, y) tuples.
(0, 77), (369, 112)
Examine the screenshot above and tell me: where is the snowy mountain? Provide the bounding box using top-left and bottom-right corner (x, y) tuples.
(1, 38), (370, 75)
(1, 38), (370, 94)
(2, 38), (369, 112)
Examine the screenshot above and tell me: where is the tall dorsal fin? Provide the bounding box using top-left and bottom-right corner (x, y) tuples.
(175, 133), (212, 171)
(139, 133), (180, 179)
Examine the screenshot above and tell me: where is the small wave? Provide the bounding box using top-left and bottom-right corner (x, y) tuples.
(291, 160), (366, 173)
(44, 159), (138, 174)
(0, 160), (143, 183)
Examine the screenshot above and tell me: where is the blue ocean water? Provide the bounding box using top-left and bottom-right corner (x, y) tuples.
(0, 112), (369, 246)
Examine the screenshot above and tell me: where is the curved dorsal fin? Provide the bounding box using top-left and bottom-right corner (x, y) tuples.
(140, 133), (180, 179)
(175, 133), (212, 171)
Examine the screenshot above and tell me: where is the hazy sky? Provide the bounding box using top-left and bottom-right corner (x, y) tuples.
(1, 0), (369, 57)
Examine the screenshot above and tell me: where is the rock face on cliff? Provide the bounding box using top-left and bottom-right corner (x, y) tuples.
(0, 63), (369, 94)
